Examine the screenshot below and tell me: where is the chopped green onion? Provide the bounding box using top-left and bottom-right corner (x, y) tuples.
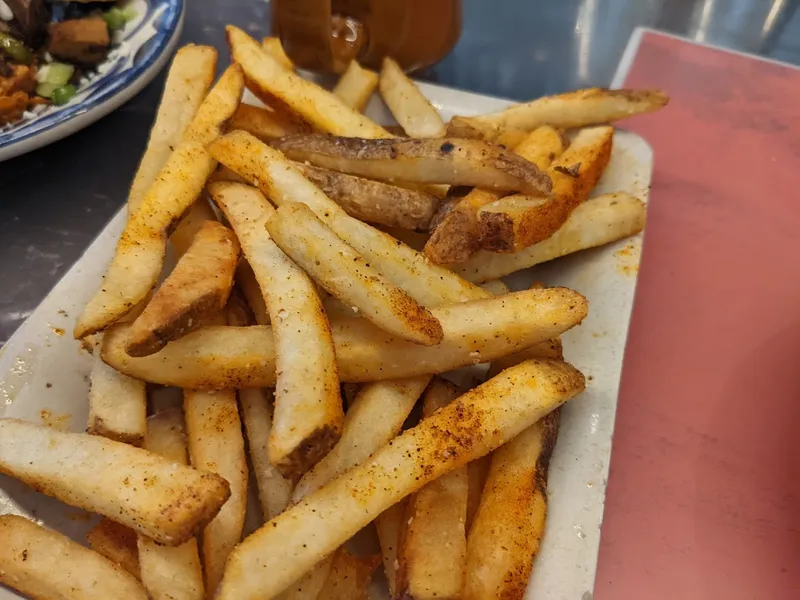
(35, 82), (58, 99)
(36, 63), (75, 86)
(0, 33), (33, 65)
(51, 84), (77, 106)
(103, 8), (127, 32)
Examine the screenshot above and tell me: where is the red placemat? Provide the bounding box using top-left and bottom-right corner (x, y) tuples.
(595, 30), (800, 600)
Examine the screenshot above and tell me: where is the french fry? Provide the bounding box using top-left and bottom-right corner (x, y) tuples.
(102, 287), (588, 388)
(379, 57), (446, 138)
(231, 103), (304, 141)
(296, 163), (439, 230)
(378, 226), (429, 252)
(270, 135), (552, 195)
(463, 411), (560, 600)
(424, 125), (566, 264)
(208, 182), (343, 478)
(455, 192), (646, 281)
(86, 518), (141, 579)
(125, 221), (241, 357)
(74, 65), (244, 338)
(128, 44), (217, 213)
(277, 558), (334, 600)
(0, 418), (230, 545)
(86, 348), (147, 446)
(228, 26), (390, 138)
(478, 126), (613, 252)
(137, 408), (205, 600)
(478, 279), (510, 295)
(0, 515), (149, 600)
(216, 359), (585, 599)
(486, 337), (564, 379)
(292, 377), (429, 502)
(239, 388), (294, 520)
(208, 131), (490, 306)
(170, 199), (219, 258)
(333, 60), (379, 112)
(465, 457), (490, 533)
(447, 87), (669, 141)
(261, 36), (294, 70)
(266, 203), (443, 346)
(397, 378), (467, 600)
(375, 499), (407, 598)
(317, 549), (381, 600)
(184, 390), (248, 594)
(236, 261), (269, 325)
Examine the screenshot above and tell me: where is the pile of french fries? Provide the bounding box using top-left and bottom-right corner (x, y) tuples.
(0, 27), (665, 600)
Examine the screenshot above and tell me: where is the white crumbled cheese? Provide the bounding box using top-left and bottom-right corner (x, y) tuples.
(0, 0), (13, 21)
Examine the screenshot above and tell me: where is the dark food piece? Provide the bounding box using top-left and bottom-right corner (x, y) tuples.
(47, 17), (110, 65)
(5, 0), (50, 47)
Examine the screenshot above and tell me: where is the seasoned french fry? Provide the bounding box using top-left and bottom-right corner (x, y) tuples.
(317, 549), (380, 600)
(239, 388), (294, 520)
(0, 418), (230, 545)
(271, 135), (552, 196)
(0, 515), (149, 600)
(296, 163), (439, 230)
(333, 60), (378, 112)
(170, 199), (219, 258)
(424, 125), (566, 264)
(87, 348), (146, 446)
(277, 558), (334, 600)
(128, 45), (217, 213)
(184, 390), (248, 594)
(397, 378), (467, 600)
(208, 131), (490, 306)
(379, 57), (445, 138)
(227, 26), (390, 138)
(137, 408), (205, 600)
(266, 202), (443, 346)
(86, 518), (141, 579)
(216, 359), (585, 599)
(478, 126), (613, 252)
(447, 87), (669, 141)
(74, 65), (244, 338)
(236, 261), (269, 325)
(375, 499), (407, 598)
(478, 279), (510, 296)
(486, 337), (564, 379)
(261, 36), (294, 70)
(464, 411), (560, 600)
(455, 192), (646, 281)
(292, 377), (429, 502)
(209, 182), (343, 478)
(125, 221), (241, 357)
(102, 287), (588, 388)
(231, 103), (303, 141)
(465, 457), (490, 533)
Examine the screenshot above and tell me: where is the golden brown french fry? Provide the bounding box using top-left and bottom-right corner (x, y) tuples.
(271, 135), (552, 196)
(317, 549), (381, 600)
(74, 66), (244, 338)
(266, 202), (443, 346)
(125, 221), (241, 357)
(208, 131), (490, 306)
(102, 287), (588, 388)
(0, 515), (149, 600)
(376, 499), (407, 598)
(478, 126), (613, 252)
(208, 182), (343, 478)
(447, 87), (669, 141)
(137, 408), (205, 600)
(465, 457), (490, 534)
(235, 261), (269, 325)
(455, 192), (646, 281)
(464, 411), (560, 600)
(277, 558), (335, 600)
(397, 378), (467, 600)
(239, 388), (294, 520)
(86, 518), (141, 579)
(0, 418), (230, 546)
(228, 26), (390, 138)
(296, 163), (439, 230)
(333, 60), (378, 112)
(216, 359), (585, 599)
(184, 390), (248, 594)
(170, 199), (219, 258)
(231, 103), (303, 141)
(424, 126), (566, 264)
(261, 36), (294, 70)
(478, 279), (510, 295)
(486, 337), (564, 379)
(292, 377), (429, 502)
(86, 348), (147, 446)
(128, 44), (217, 213)
(379, 57), (445, 138)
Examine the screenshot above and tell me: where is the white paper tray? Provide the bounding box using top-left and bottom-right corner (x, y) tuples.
(0, 80), (652, 600)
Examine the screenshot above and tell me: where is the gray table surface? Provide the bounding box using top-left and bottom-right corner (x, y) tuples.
(1, 0), (799, 344)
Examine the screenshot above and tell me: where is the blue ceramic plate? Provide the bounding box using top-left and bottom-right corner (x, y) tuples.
(0, 0), (184, 162)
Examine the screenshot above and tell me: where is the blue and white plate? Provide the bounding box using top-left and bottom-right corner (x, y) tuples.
(0, 0), (185, 162)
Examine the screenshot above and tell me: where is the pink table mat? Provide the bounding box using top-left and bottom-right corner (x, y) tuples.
(594, 30), (800, 599)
